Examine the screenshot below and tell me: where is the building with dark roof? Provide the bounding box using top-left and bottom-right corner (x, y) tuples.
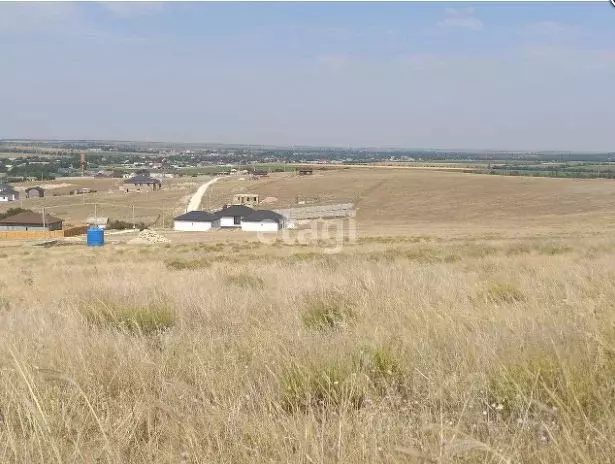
(241, 210), (286, 232)
(173, 211), (220, 231)
(216, 205), (255, 228)
(25, 186), (45, 198)
(0, 211), (63, 231)
(0, 184), (19, 202)
(121, 175), (162, 192)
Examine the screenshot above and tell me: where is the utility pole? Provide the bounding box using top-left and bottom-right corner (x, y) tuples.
(94, 203), (98, 224)
(132, 204), (136, 229)
(42, 206), (46, 229)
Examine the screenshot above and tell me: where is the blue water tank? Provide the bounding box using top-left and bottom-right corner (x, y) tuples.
(87, 227), (104, 247)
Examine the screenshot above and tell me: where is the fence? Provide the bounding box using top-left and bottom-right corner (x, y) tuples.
(275, 203), (356, 220)
(0, 226), (89, 241)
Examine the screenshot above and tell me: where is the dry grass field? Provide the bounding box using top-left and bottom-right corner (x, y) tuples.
(2, 169), (615, 462)
(0, 176), (210, 227)
(209, 168), (615, 238)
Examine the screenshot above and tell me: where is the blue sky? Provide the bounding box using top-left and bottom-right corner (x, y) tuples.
(0, 2), (613, 150)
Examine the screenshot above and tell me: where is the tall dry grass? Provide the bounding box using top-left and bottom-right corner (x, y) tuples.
(1, 237), (615, 462)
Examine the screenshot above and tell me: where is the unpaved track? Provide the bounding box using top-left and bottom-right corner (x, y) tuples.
(186, 177), (221, 212)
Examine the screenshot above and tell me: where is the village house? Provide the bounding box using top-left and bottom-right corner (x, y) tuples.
(25, 186), (45, 198)
(172, 206), (287, 233)
(0, 184), (19, 202)
(216, 205), (255, 228)
(0, 211), (63, 231)
(121, 175), (162, 192)
(173, 211), (220, 231)
(233, 193), (259, 206)
(240, 210), (285, 232)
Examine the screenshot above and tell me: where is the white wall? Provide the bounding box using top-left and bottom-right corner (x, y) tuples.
(219, 216), (241, 228)
(241, 220), (280, 232)
(174, 220), (213, 232)
(0, 194), (16, 202)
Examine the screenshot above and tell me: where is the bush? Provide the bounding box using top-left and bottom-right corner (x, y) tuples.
(81, 299), (176, 335)
(301, 290), (357, 331)
(165, 258), (211, 270)
(108, 219), (148, 231)
(483, 282), (525, 304)
(281, 360), (368, 413)
(224, 273), (264, 290)
(488, 343), (615, 420)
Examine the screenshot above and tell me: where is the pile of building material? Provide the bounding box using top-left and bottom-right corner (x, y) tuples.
(128, 229), (170, 244)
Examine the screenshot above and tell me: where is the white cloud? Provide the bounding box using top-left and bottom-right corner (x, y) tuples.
(437, 8), (483, 31)
(520, 21), (579, 37)
(100, 2), (165, 19)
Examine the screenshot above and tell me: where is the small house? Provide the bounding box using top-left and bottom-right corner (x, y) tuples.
(233, 193), (259, 206)
(121, 175), (162, 192)
(0, 211), (63, 231)
(216, 205), (255, 228)
(173, 211), (220, 231)
(25, 186), (45, 198)
(241, 210), (285, 232)
(298, 168), (313, 176)
(0, 184), (19, 202)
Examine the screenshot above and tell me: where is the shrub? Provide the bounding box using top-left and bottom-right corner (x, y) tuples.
(281, 360), (368, 413)
(462, 244), (498, 258)
(81, 299), (176, 335)
(505, 242), (532, 256)
(108, 219), (148, 231)
(225, 273), (264, 290)
(301, 290), (357, 331)
(484, 282), (525, 304)
(363, 345), (408, 395)
(488, 344), (615, 420)
(535, 242), (572, 255)
(403, 248), (439, 263)
(165, 258), (211, 270)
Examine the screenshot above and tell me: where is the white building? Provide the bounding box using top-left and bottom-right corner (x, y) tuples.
(0, 184), (18, 202)
(174, 211), (219, 231)
(241, 210), (285, 232)
(216, 205), (255, 228)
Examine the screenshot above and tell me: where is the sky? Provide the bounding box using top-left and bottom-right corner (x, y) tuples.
(0, 1), (613, 151)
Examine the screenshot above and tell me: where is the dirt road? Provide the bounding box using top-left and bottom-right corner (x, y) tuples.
(186, 177), (221, 212)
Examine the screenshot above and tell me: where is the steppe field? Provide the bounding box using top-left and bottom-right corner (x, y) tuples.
(8, 176), (211, 227)
(3, 168), (615, 463)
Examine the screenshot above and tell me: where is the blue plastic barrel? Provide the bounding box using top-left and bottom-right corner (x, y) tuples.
(87, 227), (105, 247)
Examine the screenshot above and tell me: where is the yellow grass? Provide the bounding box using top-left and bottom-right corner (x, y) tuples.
(0, 176), (210, 227)
(208, 169), (615, 237)
(1, 169), (615, 462)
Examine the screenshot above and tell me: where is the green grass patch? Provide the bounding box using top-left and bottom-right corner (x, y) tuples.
(483, 282), (526, 304)
(225, 273), (265, 290)
(281, 359), (368, 413)
(489, 342), (615, 420)
(81, 299), (176, 334)
(165, 257), (211, 270)
(281, 345), (409, 413)
(301, 290), (358, 331)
